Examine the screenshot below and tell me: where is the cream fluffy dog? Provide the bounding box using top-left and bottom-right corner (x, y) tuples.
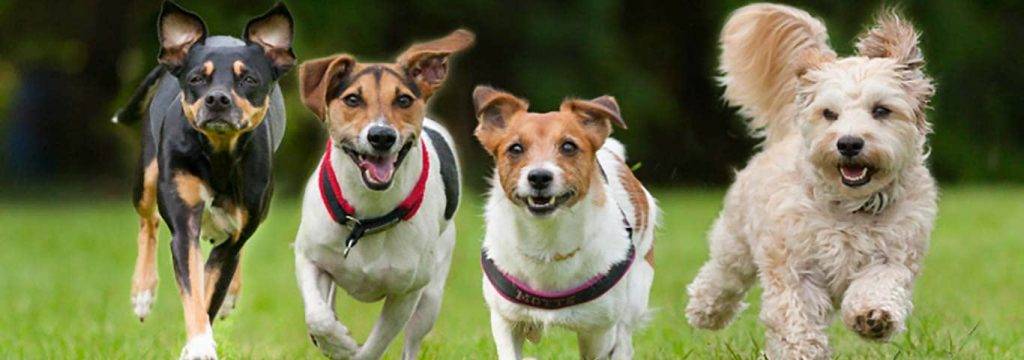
(474, 87), (657, 359)
(685, 4), (937, 359)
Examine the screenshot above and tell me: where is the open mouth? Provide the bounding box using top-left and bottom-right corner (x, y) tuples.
(838, 164), (874, 187)
(520, 192), (575, 216)
(342, 140), (414, 191)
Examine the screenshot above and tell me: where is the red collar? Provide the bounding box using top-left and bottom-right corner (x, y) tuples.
(318, 139), (430, 256)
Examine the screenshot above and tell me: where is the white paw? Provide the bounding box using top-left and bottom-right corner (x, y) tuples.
(131, 290), (155, 321)
(307, 312), (358, 359)
(217, 294), (238, 320)
(179, 332), (218, 360)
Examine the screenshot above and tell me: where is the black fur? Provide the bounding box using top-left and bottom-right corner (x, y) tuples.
(119, 2), (294, 322)
(424, 127), (460, 220)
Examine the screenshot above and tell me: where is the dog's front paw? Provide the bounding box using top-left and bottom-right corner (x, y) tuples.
(307, 313), (358, 359)
(851, 309), (896, 341)
(131, 289), (155, 322)
(216, 294), (238, 320)
(179, 332), (217, 360)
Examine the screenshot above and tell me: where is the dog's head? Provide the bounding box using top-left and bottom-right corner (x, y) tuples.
(157, 2), (295, 150)
(298, 30), (474, 191)
(473, 86), (626, 217)
(797, 12), (934, 197)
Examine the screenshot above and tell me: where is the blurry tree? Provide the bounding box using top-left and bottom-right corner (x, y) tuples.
(0, 0), (1021, 195)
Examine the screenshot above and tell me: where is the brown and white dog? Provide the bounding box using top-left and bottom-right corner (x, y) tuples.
(293, 30), (472, 360)
(474, 86), (657, 359)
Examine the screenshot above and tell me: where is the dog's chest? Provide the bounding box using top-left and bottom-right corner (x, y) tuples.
(802, 215), (893, 295)
(199, 193), (245, 246)
(308, 222), (441, 300)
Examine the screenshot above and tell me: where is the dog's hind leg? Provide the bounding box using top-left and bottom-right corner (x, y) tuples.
(401, 228), (455, 360)
(215, 251), (242, 320)
(131, 158), (161, 321)
(357, 289), (423, 359)
(577, 325), (617, 360)
(685, 217), (756, 330)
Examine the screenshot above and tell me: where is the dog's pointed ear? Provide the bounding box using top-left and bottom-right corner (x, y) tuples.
(244, 2), (296, 78)
(855, 10), (935, 132)
(299, 54), (356, 121)
(157, 1), (207, 74)
(562, 95), (625, 149)
(398, 29), (475, 99)
(473, 86), (527, 155)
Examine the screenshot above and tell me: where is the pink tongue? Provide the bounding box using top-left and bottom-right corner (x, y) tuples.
(841, 166), (866, 179)
(360, 155), (397, 183)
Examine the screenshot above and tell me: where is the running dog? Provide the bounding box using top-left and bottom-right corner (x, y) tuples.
(474, 86), (657, 359)
(685, 4), (937, 359)
(293, 30), (472, 359)
(114, 2), (295, 359)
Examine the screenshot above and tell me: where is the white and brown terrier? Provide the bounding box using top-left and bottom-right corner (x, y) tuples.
(293, 30), (472, 359)
(686, 4), (937, 359)
(474, 86), (658, 359)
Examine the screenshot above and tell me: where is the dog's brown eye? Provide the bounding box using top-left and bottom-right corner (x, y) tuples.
(872, 105), (891, 119)
(242, 75), (259, 87)
(507, 143), (524, 156)
(560, 141), (578, 155)
(394, 95), (414, 109)
(188, 74), (205, 86)
(342, 94), (362, 107)
(822, 109), (838, 121)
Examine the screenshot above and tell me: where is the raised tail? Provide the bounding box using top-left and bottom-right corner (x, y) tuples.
(111, 66), (166, 125)
(719, 3), (834, 144)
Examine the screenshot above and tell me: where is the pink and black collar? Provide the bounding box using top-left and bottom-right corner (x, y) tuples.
(319, 138), (429, 257)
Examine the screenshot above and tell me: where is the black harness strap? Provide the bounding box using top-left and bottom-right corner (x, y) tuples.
(423, 127), (460, 220)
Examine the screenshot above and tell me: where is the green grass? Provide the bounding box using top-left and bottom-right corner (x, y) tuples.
(1, 186), (1022, 359)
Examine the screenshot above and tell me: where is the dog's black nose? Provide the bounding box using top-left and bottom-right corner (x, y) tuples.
(367, 126), (398, 151)
(837, 136), (865, 157)
(527, 170), (554, 190)
(204, 91), (232, 111)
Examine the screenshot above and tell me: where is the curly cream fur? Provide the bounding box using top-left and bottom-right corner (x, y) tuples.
(687, 4), (938, 359)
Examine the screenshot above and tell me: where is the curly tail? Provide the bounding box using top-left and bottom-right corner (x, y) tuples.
(719, 3), (834, 144)
(111, 66), (166, 125)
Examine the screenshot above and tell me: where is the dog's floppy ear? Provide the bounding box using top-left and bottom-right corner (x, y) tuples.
(299, 54), (356, 121)
(157, 1), (207, 74)
(562, 95), (625, 149)
(244, 2), (297, 78)
(398, 29), (475, 99)
(473, 86), (527, 155)
(855, 10), (935, 132)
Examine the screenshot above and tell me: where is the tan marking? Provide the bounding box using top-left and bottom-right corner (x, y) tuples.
(233, 60), (246, 76)
(180, 94), (203, 127)
(644, 248), (655, 267)
(173, 172), (206, 207)
(131, 160), (161, 299)
(617, 156), (650, 236)
(203, 61), (214, 76)
(481, 109), (603, 210)
(227, 256), (243, 298)
(180, 241), (210, 337)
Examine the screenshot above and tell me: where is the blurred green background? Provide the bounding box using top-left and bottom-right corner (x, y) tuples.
(2, 1), (1023, 358)
(1, 0), (1021, 194)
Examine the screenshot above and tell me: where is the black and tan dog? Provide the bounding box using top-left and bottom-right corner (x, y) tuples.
(113, 2), (295, 358)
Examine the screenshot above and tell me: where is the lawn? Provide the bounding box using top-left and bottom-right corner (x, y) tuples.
(1, 186), (1022, 359)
